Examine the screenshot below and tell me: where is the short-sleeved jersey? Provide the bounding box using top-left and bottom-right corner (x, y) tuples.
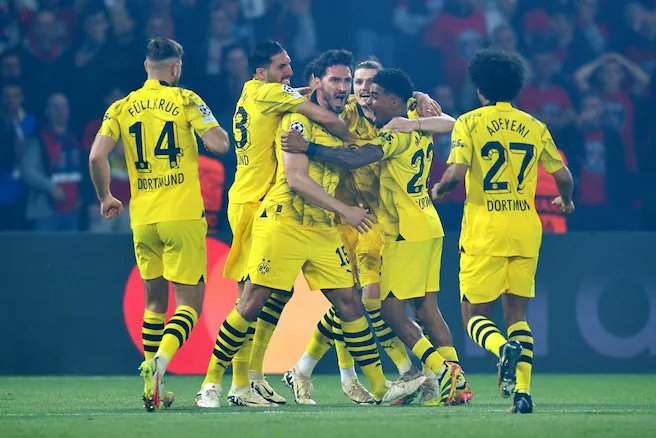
(336, 97), (420, 218)
(371, 121), (444, 242)
(228, 79), (305, 204)
(263, 113), (342, 227)
(98, 79), (219, 226)
(447, 101), (565, 257)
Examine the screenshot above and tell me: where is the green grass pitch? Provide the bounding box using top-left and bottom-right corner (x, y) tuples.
(1, 374), (655, 437)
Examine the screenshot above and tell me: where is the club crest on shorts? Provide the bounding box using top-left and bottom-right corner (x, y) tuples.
(258, 259), (271, 275)
(290, 121), (305, 134)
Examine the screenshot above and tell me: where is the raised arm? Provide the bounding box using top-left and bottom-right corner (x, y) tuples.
(201, 126), (230, 154)
(383, 113), (456, 134)
(280, 129), (383, 169)
(282, 151), (374, 233)
(296, 101), (350, 141)
(89, 134), (123, 219)
(430, 163), (468, 202)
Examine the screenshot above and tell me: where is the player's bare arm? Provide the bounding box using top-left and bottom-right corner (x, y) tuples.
(430, 162), (468, 202)
(550, 166), (575, 213)
(201, 126), (230, 154)
(382, 113), (456, 133)
(282, 150), (375, 233)
(412, 91), (442, 116)
(281, 129), (383, 169)
(295, 101), (350, 141)
(89, 134), (124, 219)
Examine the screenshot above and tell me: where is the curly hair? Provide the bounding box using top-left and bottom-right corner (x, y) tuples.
(312, 49), (354, 79)
(372, 68), (414, 102)
(468, 49), (526, 102)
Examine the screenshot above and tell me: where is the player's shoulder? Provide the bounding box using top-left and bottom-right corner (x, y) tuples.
(105, 95), (130, 116)
(254, 80), (302, 101)
(173, 86), (203, 103)
(282, 112), (312, 135)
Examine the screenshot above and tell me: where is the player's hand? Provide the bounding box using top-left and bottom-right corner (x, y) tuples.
(100, 195), (124, 219)
(383, 116), (419, 133)
(415, 92), (442, 117)
(430, 183), (445, 202)
(281, 129), (309, 153)
(341, 205), (376, 234)
(551, 196), (575, 214)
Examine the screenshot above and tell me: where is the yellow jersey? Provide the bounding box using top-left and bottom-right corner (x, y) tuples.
(447, 102), (565, 257)
(98, 79), (219, 226)
(263, 112), (343, 227)
(372, 121), (444, 242)
(228, 79), (306, 204)
(337, 97), (420, 218)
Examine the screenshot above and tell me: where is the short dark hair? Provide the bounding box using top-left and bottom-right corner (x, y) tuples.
(303, 60), (316, 84)
(146, 38), (184, 61)
(249, 41), (285, 75)
(312, 49), (353, 79)
(469, 49), (526, 102)
(355, 59), (382, 72)
(372, 68), (414, 102)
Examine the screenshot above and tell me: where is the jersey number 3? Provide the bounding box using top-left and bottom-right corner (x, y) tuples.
(129, 121), (182, 172)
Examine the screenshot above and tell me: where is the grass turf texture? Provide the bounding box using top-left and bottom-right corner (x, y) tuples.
(1, 374), (654, 438)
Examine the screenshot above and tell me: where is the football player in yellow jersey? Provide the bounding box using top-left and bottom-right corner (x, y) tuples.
(287, 60), (470, 405)
(89, 38), (229, 412)
(431, 50), (575, 414)
(281, 68), (468, 406)
(198, 49), (427, 407)
(213, 41), (351, 407)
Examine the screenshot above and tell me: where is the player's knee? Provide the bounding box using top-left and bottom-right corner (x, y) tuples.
(333, 295), (363, 321)
(237, 288), (270, 321)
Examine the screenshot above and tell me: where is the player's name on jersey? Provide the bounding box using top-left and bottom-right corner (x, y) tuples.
(487, 199), (531, 212)
(485, 117), (531, 138)
(127, 98), (180, 118)
(237, 153), (249, 166)
(137, 172), (185, 190)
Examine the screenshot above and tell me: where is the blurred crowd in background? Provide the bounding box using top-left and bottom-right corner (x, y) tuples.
(1, 0), (655, 234)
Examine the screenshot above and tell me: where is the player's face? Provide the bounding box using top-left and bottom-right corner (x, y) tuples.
(264, 51), (293, 84)
(367, 83), (396, 127)
(353, 68), (378, 109)
(318, 65), (352, 114)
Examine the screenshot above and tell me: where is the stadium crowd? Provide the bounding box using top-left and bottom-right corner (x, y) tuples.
(0, 0), (654, 233)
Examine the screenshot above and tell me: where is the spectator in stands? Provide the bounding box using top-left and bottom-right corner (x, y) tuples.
(572, 0), (608, 60)
(574, 52), (650, 173)
(211, 44), (251, 115)
(536, 149), (569, 233)
(22, 93), (82, 231)
(489, 23), (518, 53)
(2, 83), (37, 139)
(279, 0), (318, 68)
(0, 114), (24, 230)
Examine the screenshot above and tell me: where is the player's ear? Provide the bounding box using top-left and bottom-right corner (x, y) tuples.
(144, 59), (149, 73)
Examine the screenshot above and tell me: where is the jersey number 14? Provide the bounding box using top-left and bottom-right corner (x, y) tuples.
(129, 121), (182, 172)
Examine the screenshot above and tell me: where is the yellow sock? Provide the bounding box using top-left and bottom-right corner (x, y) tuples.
(232, 325), (255, 387)
(364, 299), (412, 374)
(330, 309), (354, 369)
(142, 310), (165, 360)
(437, 346), (459, 363)
(508, 321), (533, 395)
(203, 309), (252, 387)
(341, 316), (386, 399)
(306, 311), (335, 359)
(467, 316), (507, 358)
(250, 290), (292, 376)
(411, 336), (446, 375)
(158, 305), (198, 364)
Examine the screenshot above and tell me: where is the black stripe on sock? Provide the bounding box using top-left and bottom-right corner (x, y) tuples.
(474, 322), (496, 344)
(520, 342), (534, 351)
(246, 326), (256, 335)
(263, 301), (283, 315)
(268, 296), (287, 308)
(368, 314), (383, 324)
(168, 318), (191, 340)
(509, 330), (532, 338)
(144, 345), (158, 352)
(163, 328), (184, 347)
(215, 338), (237, 356)
(175, 311), (195, 326)
(143, 322), (164, 330)
(420, 347), (437, 364)
(480, 329), (496, 349)
(342, 328), (371, 338)
(343, 338), (372, 348)
(218, 330), (242, 348)
(258, 312), (279, 325)
(223, 320), (246, 338)
(519, 356), (533, 365)
(377, 331), (396, 342)
(358, 357), (380, 367)
(348, 348), (378, 357)
(142, 333), (162, 342)
(317, 321), (335, 339)
(213, 348), (232, 362)
(467, 317), (486, 338)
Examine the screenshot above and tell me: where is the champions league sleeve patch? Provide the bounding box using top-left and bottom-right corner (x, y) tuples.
(290, 120), (305, 134)
(198, 104), (216, 123)
(282, 84), (302, 99)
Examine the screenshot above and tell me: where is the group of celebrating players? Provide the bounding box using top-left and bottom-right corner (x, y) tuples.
(89, 36), (575, 415)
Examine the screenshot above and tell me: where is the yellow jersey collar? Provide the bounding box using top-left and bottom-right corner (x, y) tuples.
(489, 101), (513, 111)
(144, 79), (172, 88)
